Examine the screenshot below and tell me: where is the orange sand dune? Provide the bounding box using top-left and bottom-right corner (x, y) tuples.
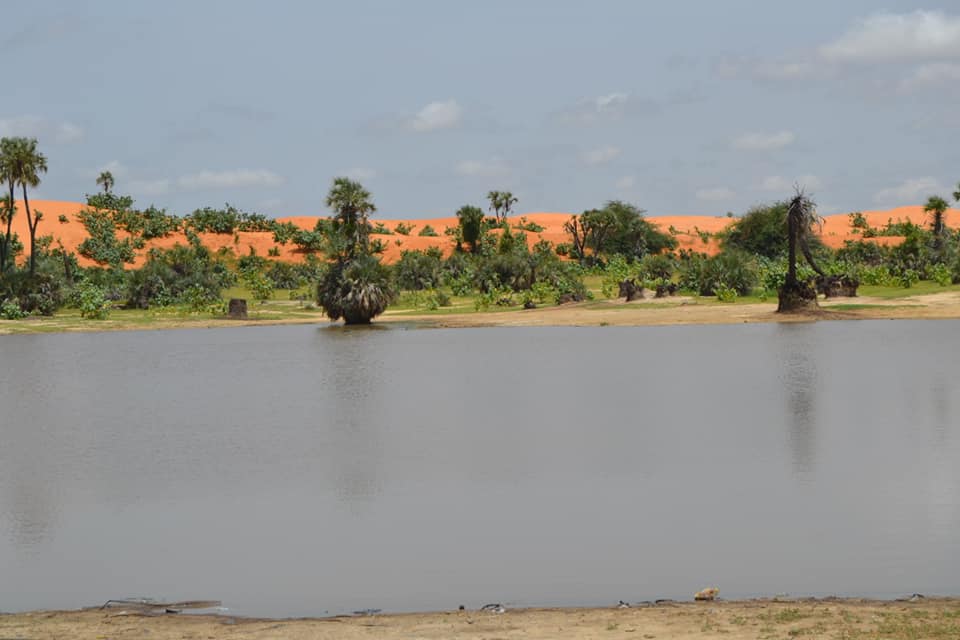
(5, 201), (957, 268)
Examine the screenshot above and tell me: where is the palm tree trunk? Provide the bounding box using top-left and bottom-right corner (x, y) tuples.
(2, 182), (15, 273)
(786, 205), (798, 287)
(23, 184), (36, 276)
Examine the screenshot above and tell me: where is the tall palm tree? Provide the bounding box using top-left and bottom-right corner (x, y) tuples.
(96, 170), (115, 194)
(4, 138), (48, 275)
(0, 138), (19, 273)
(325, 177), (375, 261)
(924, 195), (949, 237)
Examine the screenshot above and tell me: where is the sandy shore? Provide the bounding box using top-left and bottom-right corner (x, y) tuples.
(381, 291), (960, 328)
(3, 598), (959, 639)
(2, 291), (960, 335)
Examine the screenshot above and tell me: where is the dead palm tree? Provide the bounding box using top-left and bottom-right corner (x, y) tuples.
(778, 188), (824, 312)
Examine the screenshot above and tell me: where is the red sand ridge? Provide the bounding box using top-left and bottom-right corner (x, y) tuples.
(6, 200), (957, 268)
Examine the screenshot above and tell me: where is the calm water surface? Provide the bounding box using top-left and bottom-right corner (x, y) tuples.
(1, 321), (958, 616)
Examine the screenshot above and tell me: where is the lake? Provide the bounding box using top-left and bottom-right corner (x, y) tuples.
(1, 320), (958, 617)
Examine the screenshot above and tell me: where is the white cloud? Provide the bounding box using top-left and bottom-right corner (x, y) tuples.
(410, 100), (462, 132)
(455, 157), (509, 179)
(129, 179), (171, 196)
(582, 145), (621, 166)
(758, 175), (822, 192)
(557, 91), (656, 124)
(754, 60), (819, 80)
(615, 176), (636, 190)
(874, 177), (946, 206)
(0, 115), (83, 143)
(899, 62), (960, 92)
(732, 131), (795, 151)
(696, 187), (736, 202)
(342, 167), (377, 181)
(177, 169), (284, 190)
(821, 11), (960, 62)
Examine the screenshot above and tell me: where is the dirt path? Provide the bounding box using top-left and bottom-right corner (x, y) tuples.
(4, 599), (958, 639)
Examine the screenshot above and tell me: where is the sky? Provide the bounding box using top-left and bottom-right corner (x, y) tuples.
(2, 0), (959, 219)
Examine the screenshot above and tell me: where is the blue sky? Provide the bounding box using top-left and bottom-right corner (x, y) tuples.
(3, 1), (959, 218)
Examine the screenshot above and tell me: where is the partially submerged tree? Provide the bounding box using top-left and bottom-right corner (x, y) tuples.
(777, 190), (826, 312)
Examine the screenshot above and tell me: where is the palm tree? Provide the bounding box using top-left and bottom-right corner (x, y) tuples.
(954, 182), (960, 203)
(96, 170), (115, 194)
(487, 190), (518, 224)
(325, 177), (376, 261)
(317, 254), (396, 324)
(3, 138), (48, 275)
(0, 138), (19, 273)
(316, 178), (395, 324)
(924, 195), (949, 237)
(778, 189), (824, 312)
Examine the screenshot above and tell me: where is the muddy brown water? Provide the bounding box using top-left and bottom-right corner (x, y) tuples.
(1, 321), (958, 617)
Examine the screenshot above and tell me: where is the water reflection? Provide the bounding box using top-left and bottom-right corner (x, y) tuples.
(318, 327), (387, 503)
(776, 325), (818, 477)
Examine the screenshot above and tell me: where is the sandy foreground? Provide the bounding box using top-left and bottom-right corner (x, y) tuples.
(3, 598), (959, 639)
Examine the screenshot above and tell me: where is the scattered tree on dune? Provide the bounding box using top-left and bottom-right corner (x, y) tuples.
(0, 137), (47, 275)
(564, 200), (675, 265)
(96, 170), (115, 194)
(456, 205), (485, 253)
(954, 182), (960, 203)
(487, 190), (517, 224)
(924, 195), (949, 239)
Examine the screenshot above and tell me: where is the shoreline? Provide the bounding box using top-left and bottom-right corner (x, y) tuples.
(3, 291), (960, 335)
(4, 597), (959, 639)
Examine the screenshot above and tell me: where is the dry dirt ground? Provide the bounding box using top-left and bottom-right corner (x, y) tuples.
(3, 599), (959, 639)
(383, 291), (960, 328)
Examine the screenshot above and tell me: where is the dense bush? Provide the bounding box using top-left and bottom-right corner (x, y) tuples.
(679, 251), (757, 296)
(76, 209), (137, 267)
(395, 248), (443, 290)
(124, 244), (235, 309)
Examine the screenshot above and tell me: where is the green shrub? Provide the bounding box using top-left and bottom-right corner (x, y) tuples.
(418, 224), (438, 237)
(0, 298), (27, 319)
(77, 282), (110, 319)
(715, 283), (738, 302)
(58, 214), (69, 224)
(929, 263), (952, 286)
(395, 249), (443, 291)
(395, 222), (415, 235)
